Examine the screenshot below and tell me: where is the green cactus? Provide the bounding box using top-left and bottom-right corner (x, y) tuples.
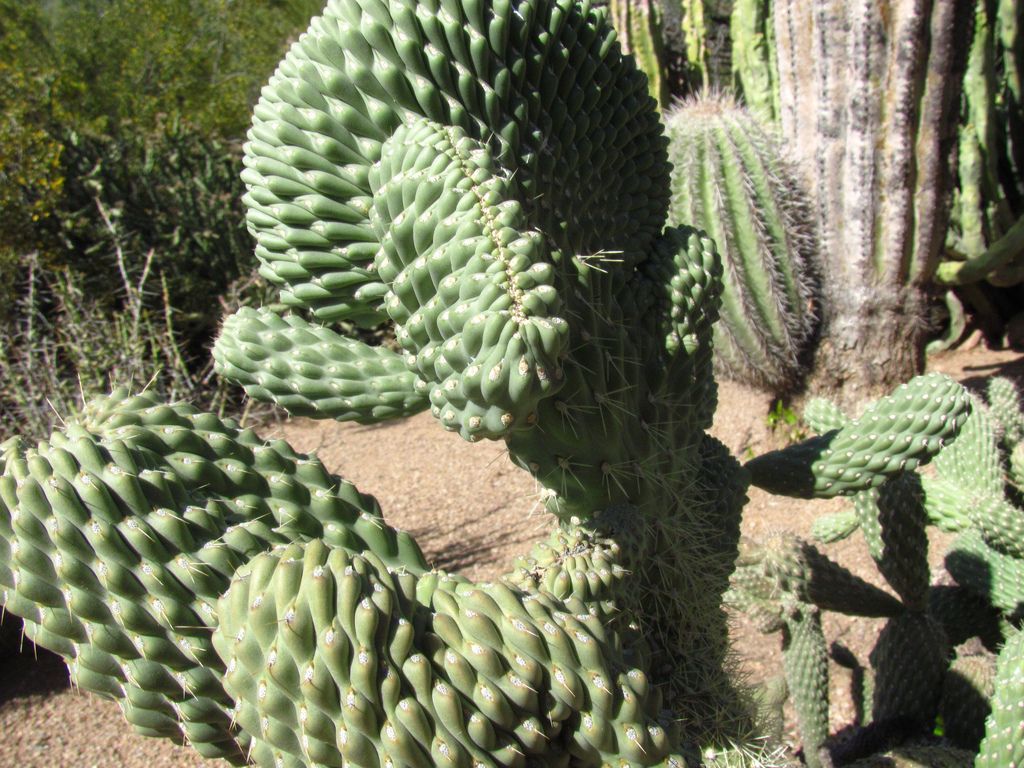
(737, 375), (1024, 764)
(940, 651), (996, 751)
(780, 603), (829, 768)
(0, 0), (756, 763)
(664, 92), (820, 392)
(728, 0), (778, 123)
(0, 1), (1014, 767)
(938, 0), (1024, 292)
(976, 625), (1024, 767)
(747, 373), (972, 498)
(609, 0), (668, 107)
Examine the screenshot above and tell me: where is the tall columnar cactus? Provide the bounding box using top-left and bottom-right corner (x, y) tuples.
(609, 0), (668, 107)
(937, 0), (1024, 295)
(664, 93), (819, 392)
(604, 0), (777, 113)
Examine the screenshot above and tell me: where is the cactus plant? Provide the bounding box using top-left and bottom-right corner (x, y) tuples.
(734, 375), (1024, 765)
(0, 1), (1005, 767)
(0, 0), (751, 764)
(664, 93), (819, 392)
(938, 0), (1024, 292)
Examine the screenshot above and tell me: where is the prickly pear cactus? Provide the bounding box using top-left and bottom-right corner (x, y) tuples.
(664, 93), (819, 392)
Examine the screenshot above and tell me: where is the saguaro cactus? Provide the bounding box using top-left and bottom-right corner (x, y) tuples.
(770, 0), (970, 398)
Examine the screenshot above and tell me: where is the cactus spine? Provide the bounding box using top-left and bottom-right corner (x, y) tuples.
(665, 93), (819, 391)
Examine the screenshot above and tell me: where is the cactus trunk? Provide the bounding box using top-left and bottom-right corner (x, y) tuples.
(771, 0), (970, 400)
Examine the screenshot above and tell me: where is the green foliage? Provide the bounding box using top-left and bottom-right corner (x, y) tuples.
(765, 400), (807, 445)
(54, 122), (254, 339)
(0, 0), (324, 341)
(0, 248), (232, 444)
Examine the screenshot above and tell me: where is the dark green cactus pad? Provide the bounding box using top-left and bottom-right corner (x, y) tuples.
(756, 532), (904, 618)
(939, 652), (996, 751)
(214, 539), (688, 768)
(0, 389), (428, 762)
(665, 93), (820, 392)
(368, 117), (571, 440)
(214, 307), (430, 422)
(869, 613), (949, 730)
(945, 528), (1024, 620)
(976, 626), (1024, 768)
(853, 474), (931, 611)
(506, 523), (625, 611)
(746, 373), (972, 499)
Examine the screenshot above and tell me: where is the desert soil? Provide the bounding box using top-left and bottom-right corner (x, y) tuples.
(1, 344), (1022, 768)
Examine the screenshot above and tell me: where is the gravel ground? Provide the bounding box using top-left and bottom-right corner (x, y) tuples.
(1, 345), (1021, 767)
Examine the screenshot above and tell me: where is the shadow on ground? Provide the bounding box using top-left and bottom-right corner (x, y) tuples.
(0, 618), (68, 707)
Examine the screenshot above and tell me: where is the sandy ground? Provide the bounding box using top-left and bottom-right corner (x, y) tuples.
(1, 344), (1022, 767)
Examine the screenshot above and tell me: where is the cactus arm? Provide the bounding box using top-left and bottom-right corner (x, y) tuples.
(868, 613), (949, 730)
(802, 397), (850, 433)
(214, 307), (430, 422)
(852, 474), (931, 611)
(976, 626), (1024, 768)
(729, 0), (778, 124)
(986, 376), (1024, 447)
(936, 214), (1024, 285)
(945, 528), (1024, 619)
(214, 538), (689, 768)
(781, 604), (829, 768)
(0, 390), (429, 762)
(746, 373), (972, 498)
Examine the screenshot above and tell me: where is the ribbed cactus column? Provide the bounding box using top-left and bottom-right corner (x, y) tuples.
(771, 0), (970, 399)
(665, 93), (819, 391)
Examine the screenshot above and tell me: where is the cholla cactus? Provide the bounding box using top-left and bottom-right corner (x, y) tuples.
(736, 375), (1024, 764)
